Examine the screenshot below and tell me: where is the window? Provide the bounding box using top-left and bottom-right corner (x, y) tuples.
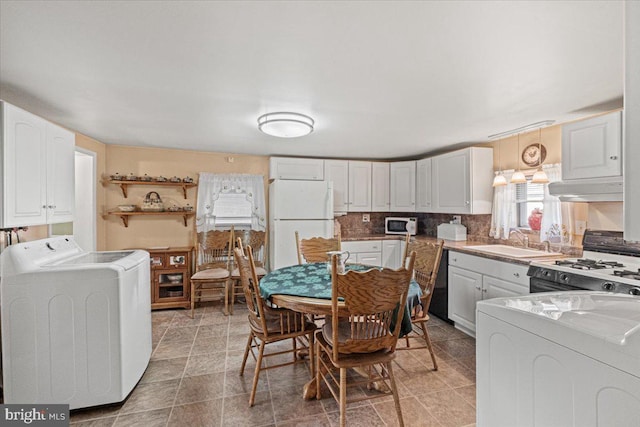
(211, 193), (252, 229)
(515, 180), (544, 228)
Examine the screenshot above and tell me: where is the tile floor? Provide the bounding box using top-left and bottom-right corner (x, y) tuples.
(70, 303), (477, 427)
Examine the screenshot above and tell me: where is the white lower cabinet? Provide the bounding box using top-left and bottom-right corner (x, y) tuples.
(448, 251), (529, 337)
(342, 239), (403, 269)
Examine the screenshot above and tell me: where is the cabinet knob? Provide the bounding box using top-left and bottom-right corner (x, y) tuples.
(610, 155), (618, 160)
(465, 201), (470, 205)
(482, 288), (487, 293)
(452, 258), (457, 262)
(513, 272), (520, 278)
(475, 285), (482, 291)
(42, 205), (47, 209)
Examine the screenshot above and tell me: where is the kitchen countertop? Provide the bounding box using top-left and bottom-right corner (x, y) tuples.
(342, 233), (569, 266)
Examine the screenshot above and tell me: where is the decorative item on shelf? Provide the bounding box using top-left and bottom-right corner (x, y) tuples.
(165, 273), (182, 282)
(141, 191), (165, 212)
(183, 176), (194, 183)
(124, 173), (138, 181)
(110, 172), (122, 181)
(167, 205), (183, 212)
(183, 204), (193, 212)
(140, 174), (153, 182)
(117, 204), (137, 212)
(169, 176), (181, 183)
(492, 137), (507, 187)
(530, 128), (550, 184)
(511, 133), (526, 184)
(155, 176), (167, 182)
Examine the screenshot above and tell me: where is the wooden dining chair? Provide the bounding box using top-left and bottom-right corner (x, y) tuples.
(234, 246), (317, 407)
(190, 228), (234, 317)
(315, 251), (416, 427)
(398, 239), (444, 371)
(295, 231), (341, 264)
(229, 230), (267, 314)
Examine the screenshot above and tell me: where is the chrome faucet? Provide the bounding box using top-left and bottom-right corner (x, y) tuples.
(509, 229), (529, 248)
(542, 240), (551, 252)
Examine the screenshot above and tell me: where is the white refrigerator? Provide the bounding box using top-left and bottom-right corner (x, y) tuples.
(269, 179), (334, 269)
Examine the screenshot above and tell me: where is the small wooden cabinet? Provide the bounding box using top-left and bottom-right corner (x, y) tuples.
(148, 247), (193, 310)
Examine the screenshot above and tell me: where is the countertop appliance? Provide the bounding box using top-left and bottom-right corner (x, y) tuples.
(436, 223), (467, 241)
(269, 179), (334, 269)
(477, 291), (640, 426)
(528, 229), (640, 295)
(385, 217), (417, 235)
(0, 236), (152, 409)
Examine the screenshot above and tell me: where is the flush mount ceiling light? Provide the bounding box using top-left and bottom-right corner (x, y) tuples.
(257, 112), (314, 138)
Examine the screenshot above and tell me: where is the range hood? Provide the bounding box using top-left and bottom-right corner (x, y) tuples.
(548, 177), (623, 202)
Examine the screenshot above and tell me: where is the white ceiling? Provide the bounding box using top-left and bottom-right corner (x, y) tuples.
(0, 1), (624, 160)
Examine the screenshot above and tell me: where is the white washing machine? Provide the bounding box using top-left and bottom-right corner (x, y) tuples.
(0, 236), (152, 409)
(477, 291), (640, 427)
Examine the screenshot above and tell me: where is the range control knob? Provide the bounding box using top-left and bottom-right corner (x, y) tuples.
(602, 282), (615, 291)
(559, 273), (569, 282)
(543, 270), (552, 277)
(629, 288), (640, 296)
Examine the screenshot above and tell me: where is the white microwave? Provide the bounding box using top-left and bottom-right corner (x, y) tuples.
(385, 217), (417, 235)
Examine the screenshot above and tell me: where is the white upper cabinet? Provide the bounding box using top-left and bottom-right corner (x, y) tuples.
(371, 162), (390, 212)
(416, 157), (432, 212)
(431, 147), (493, 214)
(390, 161), (416, 212)
(46, 122), (75, 223)
(561, 111), (622, 180)
(324, 160), (349, 212)
(1, 101), (75, 227)
(348, 161), (372, 212)
(269, 157), (324, 180)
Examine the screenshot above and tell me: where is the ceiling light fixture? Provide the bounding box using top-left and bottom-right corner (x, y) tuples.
(492, 137), (507, 187)
(531, 127), (550, 184)
(511, 133), (527, 184)
(257, 112), (314, 138)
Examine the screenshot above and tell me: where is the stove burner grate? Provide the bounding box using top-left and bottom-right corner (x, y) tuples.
(555, 258), (625, 270)
(613, 269), (640, 280)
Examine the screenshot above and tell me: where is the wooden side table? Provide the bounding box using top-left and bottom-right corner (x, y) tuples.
(147, 247), (193, 310)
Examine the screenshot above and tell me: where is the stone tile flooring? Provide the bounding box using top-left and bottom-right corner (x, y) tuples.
(71, 303), (476, 426)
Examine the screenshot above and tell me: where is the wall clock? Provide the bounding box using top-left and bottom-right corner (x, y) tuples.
(522, 143), (547, 167)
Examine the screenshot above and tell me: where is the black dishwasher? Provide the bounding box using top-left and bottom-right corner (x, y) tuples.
(428, 249), (452, 323)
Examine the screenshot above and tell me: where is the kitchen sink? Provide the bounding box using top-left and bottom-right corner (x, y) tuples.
(465, 244), (563, 258)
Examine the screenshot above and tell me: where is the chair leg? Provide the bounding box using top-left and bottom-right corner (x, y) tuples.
(240, 333), (254, 376)
(249, 340), (266, 407)
(339, 367), (347, 427)
(228, 280), (234, 315)
(386, 361), (404, 427)
(190, 281), (196, 319)
(420, 320), (438, 371)
(309, 331), (315, 379)
(223, 279), (229, 316)
(315, 338), (321, 400)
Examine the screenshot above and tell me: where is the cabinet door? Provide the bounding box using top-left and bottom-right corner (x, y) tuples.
(416, 158), (432, 212)
(357, 252), (382, 267)
(381, 240), (402, 269)
(483, 275), (527, 300)
(371, 162), (390, 211)
(448, 265), (482, 336)
(46, 123), (75, 223)
(325, 160), (349, 212)
(562, 111), (622, 179)
(269, 157), (324, 180)
(348, 161), (372, 212)
(432, 149), (471, 214)
(389, 161), (416, 212)
(2, 103), (47, 227)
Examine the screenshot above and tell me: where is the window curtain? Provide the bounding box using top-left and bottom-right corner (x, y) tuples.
(539, 164), (574, 245)
(489, 170), (517, 239)
(195, 173), (266, 233)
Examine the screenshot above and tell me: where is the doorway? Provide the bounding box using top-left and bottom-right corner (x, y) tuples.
(72, 148), (97, 251)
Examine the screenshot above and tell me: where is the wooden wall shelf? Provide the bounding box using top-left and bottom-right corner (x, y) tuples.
(109, 180), (197, 199)
(108, 211), (195, 227)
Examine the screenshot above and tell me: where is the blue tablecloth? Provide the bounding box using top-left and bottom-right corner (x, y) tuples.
(260, 263), (421, 336)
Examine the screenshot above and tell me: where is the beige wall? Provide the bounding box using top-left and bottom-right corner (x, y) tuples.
(104, 145), (269, 250)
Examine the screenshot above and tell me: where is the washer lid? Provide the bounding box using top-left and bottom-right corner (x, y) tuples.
(477, 291), (640, 378)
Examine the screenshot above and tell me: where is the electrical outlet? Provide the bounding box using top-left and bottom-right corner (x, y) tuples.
(575, 220), (586, 235)
(362, 214), (370, 223)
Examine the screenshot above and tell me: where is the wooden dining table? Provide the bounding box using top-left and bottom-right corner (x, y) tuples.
(259, 262), (422, 399)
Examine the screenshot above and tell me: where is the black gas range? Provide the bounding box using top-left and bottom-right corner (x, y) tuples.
(527, 230), (640, 296)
